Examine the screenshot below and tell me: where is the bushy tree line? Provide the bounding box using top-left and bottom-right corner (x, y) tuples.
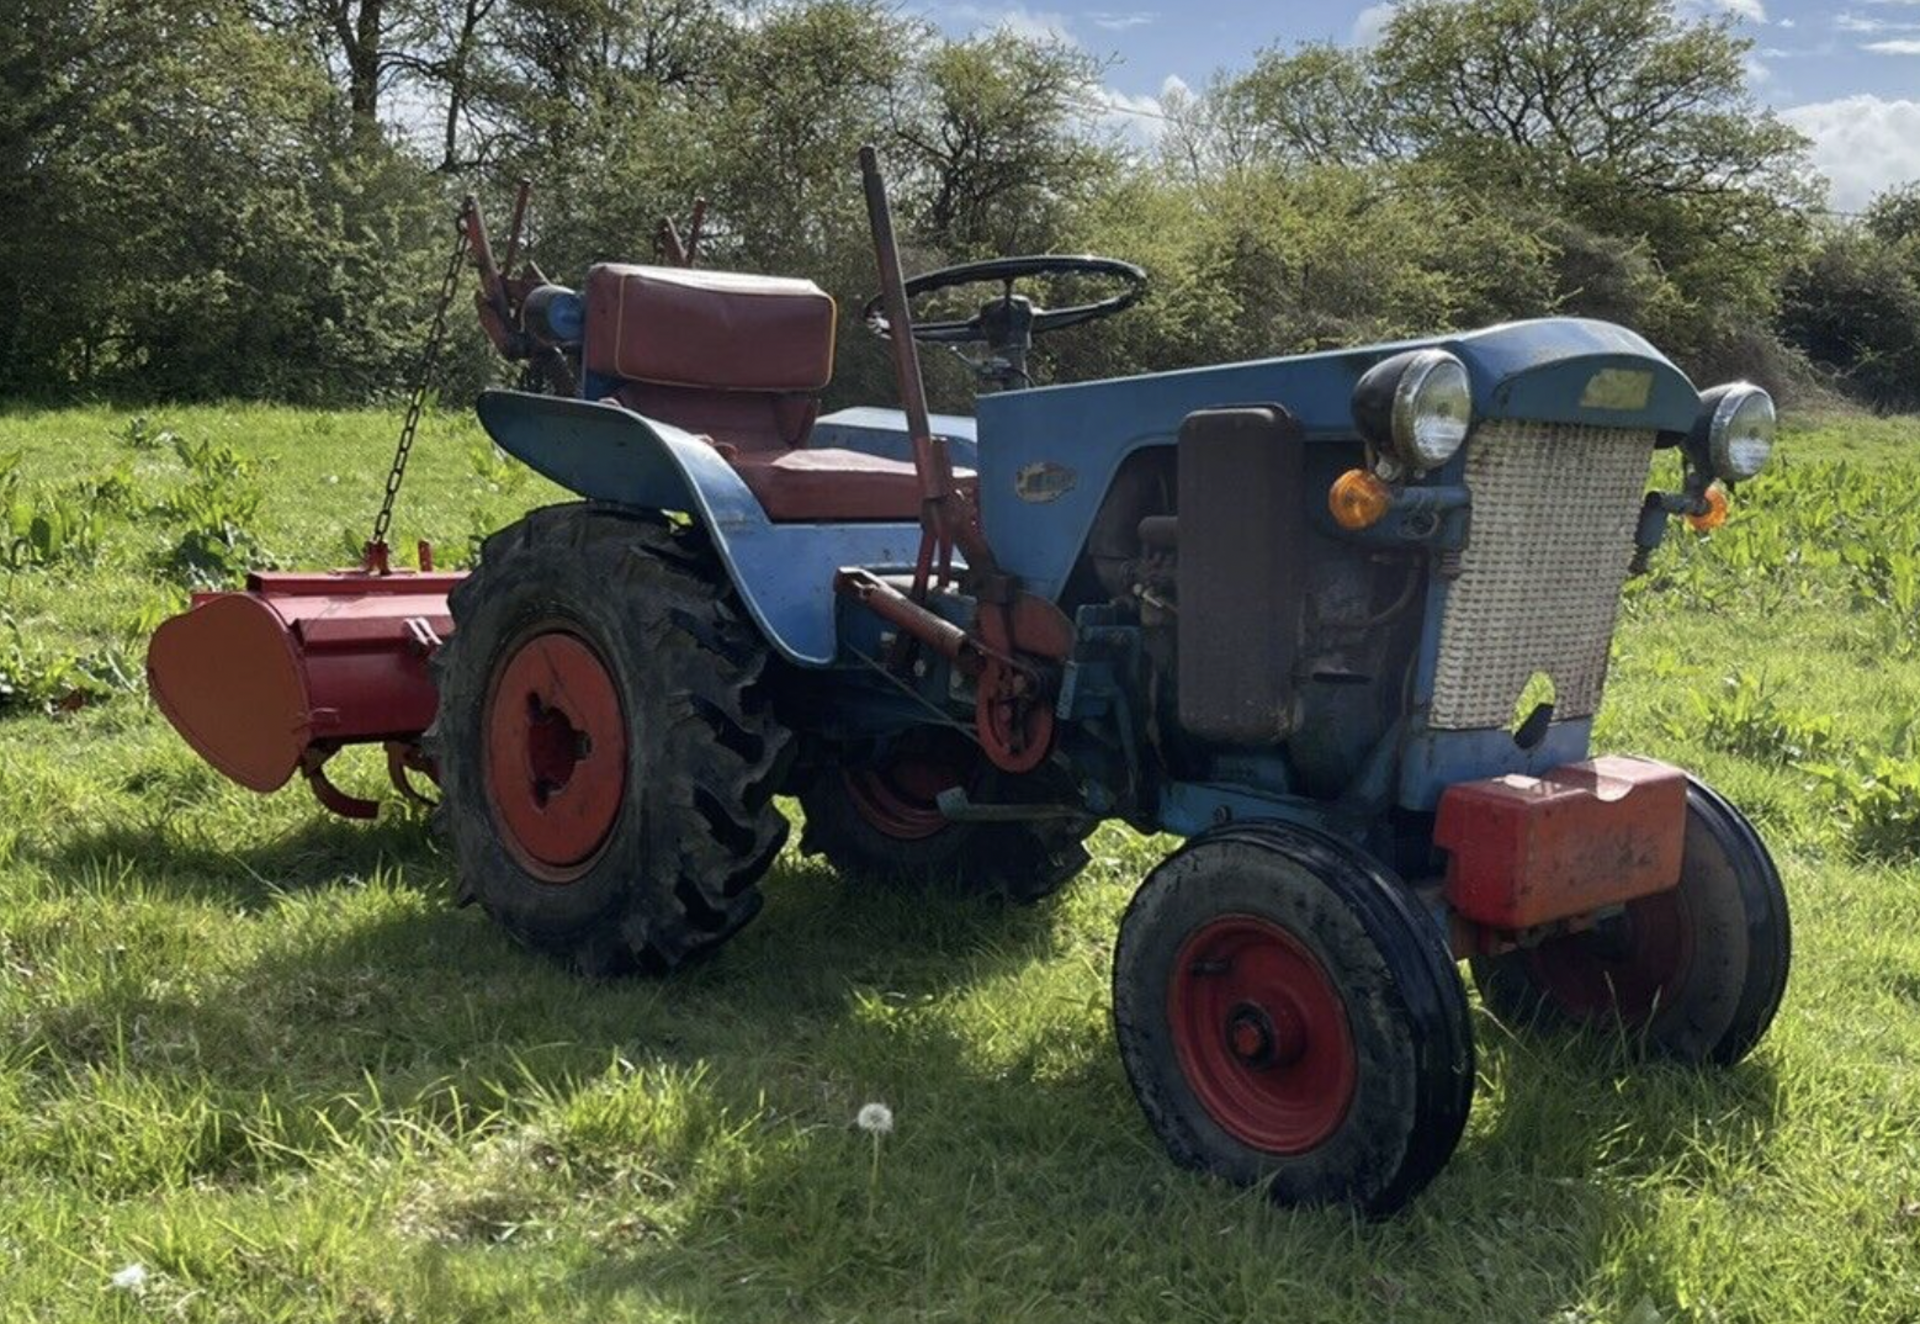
(2, 0), (1915, 411)
(1784, 188), (1920, 413)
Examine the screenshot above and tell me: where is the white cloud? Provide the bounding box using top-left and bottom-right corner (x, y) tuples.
(1353, 2), (1397, 45)
(1781, 95), (1920, 209)
(1086, 10), (1157, 30)
(1082, 74), (1189, 146)
(1866, 37), (1920, 50)
(945, 4), (1076, 44)
(1843, 12), (1920, 30)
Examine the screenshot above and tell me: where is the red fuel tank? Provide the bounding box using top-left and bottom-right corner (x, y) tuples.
(147, 568), (463, 812)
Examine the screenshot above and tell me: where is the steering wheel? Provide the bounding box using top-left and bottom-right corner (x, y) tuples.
(863, 254), (1146, 391)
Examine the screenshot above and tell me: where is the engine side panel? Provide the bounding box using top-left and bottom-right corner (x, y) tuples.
(1175, 406), (1308, 744)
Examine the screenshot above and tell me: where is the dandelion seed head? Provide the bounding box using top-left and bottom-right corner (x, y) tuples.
(856, 1101), (894, 1135)
(109, 1263), (148, 1292)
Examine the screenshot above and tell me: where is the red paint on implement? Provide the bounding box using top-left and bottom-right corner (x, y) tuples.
(484, 628), (627, 880)
(147, 569), (462, 794)
(1168, 915), (1358, 1154)
(1435, 756), (1688, 931)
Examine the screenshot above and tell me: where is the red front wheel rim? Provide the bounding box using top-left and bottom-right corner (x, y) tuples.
(1525, 888), (1694, 1022)
(1168, 915), (1358, 1154)
(484, 626), (628, 882)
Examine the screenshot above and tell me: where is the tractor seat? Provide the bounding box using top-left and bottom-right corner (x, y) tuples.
(584, 262), (972, 522)
(731, 448), (976, 522)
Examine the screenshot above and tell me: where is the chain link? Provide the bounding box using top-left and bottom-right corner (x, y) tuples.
(371, 219), (473, 550)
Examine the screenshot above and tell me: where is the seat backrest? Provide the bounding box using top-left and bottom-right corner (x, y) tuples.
(582, 264), (836, 394)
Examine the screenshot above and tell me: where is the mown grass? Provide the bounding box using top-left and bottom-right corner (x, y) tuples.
(1, 405), (1918, 1322)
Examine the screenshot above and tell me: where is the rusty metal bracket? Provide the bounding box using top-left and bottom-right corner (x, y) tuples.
(300, 748), (381, 820)
(385, 741), (439, 810)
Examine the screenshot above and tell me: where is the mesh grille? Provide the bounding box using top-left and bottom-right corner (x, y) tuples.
(1429, 420), (1653, 731)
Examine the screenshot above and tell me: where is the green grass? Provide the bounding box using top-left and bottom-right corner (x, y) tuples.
(2, 405), (1918, 1321)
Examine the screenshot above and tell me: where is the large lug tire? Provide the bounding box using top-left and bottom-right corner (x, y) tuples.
(425, 503), (793, 975)
(1113, 822), (1476, 1217)
(1471, 777), (1791, 1066)
(796, 728), (1092, 903)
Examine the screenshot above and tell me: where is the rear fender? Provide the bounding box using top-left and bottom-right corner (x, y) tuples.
(476, 391), (924, 666)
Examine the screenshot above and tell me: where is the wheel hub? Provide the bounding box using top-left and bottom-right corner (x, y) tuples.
(1169, 915), (1357, 1154)
(1224, 998), (1308, 1070)
(484, 627), (627, 880)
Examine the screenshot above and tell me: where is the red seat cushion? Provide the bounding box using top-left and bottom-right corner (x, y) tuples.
(732, 448), (976, 522)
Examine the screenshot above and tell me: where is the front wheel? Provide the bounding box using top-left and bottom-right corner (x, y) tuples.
(1472, 777), (1791, 1065)
(1112, 823), (1475, 1216)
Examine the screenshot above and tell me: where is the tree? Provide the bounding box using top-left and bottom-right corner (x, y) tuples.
(1185, 0), (1812, 371)
(1782, 225), (1920, 412)
(0, 0), (1895, 411)
(1372, 0), (1800, 196)
(894, 31), (1110, 255)
(1867, 183), (1920, 247)
(257, 0), (416, 130)
(0, 0), (459, 400)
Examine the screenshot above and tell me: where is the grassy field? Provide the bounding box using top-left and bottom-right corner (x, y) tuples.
(1, 403), (1918, 1322)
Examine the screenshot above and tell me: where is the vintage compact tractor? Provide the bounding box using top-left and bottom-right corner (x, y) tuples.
(148, 151), (1790, 1214)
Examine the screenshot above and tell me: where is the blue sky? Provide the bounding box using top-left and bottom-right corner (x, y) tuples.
(920, 0), (1920, 210)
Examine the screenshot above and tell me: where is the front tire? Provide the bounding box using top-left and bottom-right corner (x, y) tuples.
(1471, 777), (1791, 1065)
(427, 504), (793, 975)
(1113, 823), (1475, 1216)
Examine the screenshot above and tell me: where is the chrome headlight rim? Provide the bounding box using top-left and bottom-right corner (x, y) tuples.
(1700, 382), (1775, 483)
(1353, 347), (1475, 476)
(1391, 349), (1472, 472)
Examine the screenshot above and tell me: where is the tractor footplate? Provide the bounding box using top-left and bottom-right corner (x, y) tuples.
(1433, 756), (1688, 931)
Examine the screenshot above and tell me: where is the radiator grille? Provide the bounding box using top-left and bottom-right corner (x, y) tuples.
(1428, 420), (1654, 731)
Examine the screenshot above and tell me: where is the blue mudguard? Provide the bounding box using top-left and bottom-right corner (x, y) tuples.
(474, 391), (924, 667)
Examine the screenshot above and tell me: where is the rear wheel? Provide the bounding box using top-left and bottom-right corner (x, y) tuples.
(1471, 778), (1790, 1065)
(796, 727), (1092, 902)
(1112, 823), (1475, 1216)
(427, 503), (793, 975)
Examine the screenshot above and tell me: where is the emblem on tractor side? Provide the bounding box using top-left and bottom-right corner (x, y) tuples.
(1015, 461), (1077, 502)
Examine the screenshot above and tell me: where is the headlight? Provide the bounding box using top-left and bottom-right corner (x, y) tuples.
(1695, 383), (1774, 482)
(1352, 348), (1473, 474)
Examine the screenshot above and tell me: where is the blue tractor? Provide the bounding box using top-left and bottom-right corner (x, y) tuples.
(150, 150), (1791, 1214)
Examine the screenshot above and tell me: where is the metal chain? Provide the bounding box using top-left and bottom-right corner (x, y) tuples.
(371, 219), (472, 550)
